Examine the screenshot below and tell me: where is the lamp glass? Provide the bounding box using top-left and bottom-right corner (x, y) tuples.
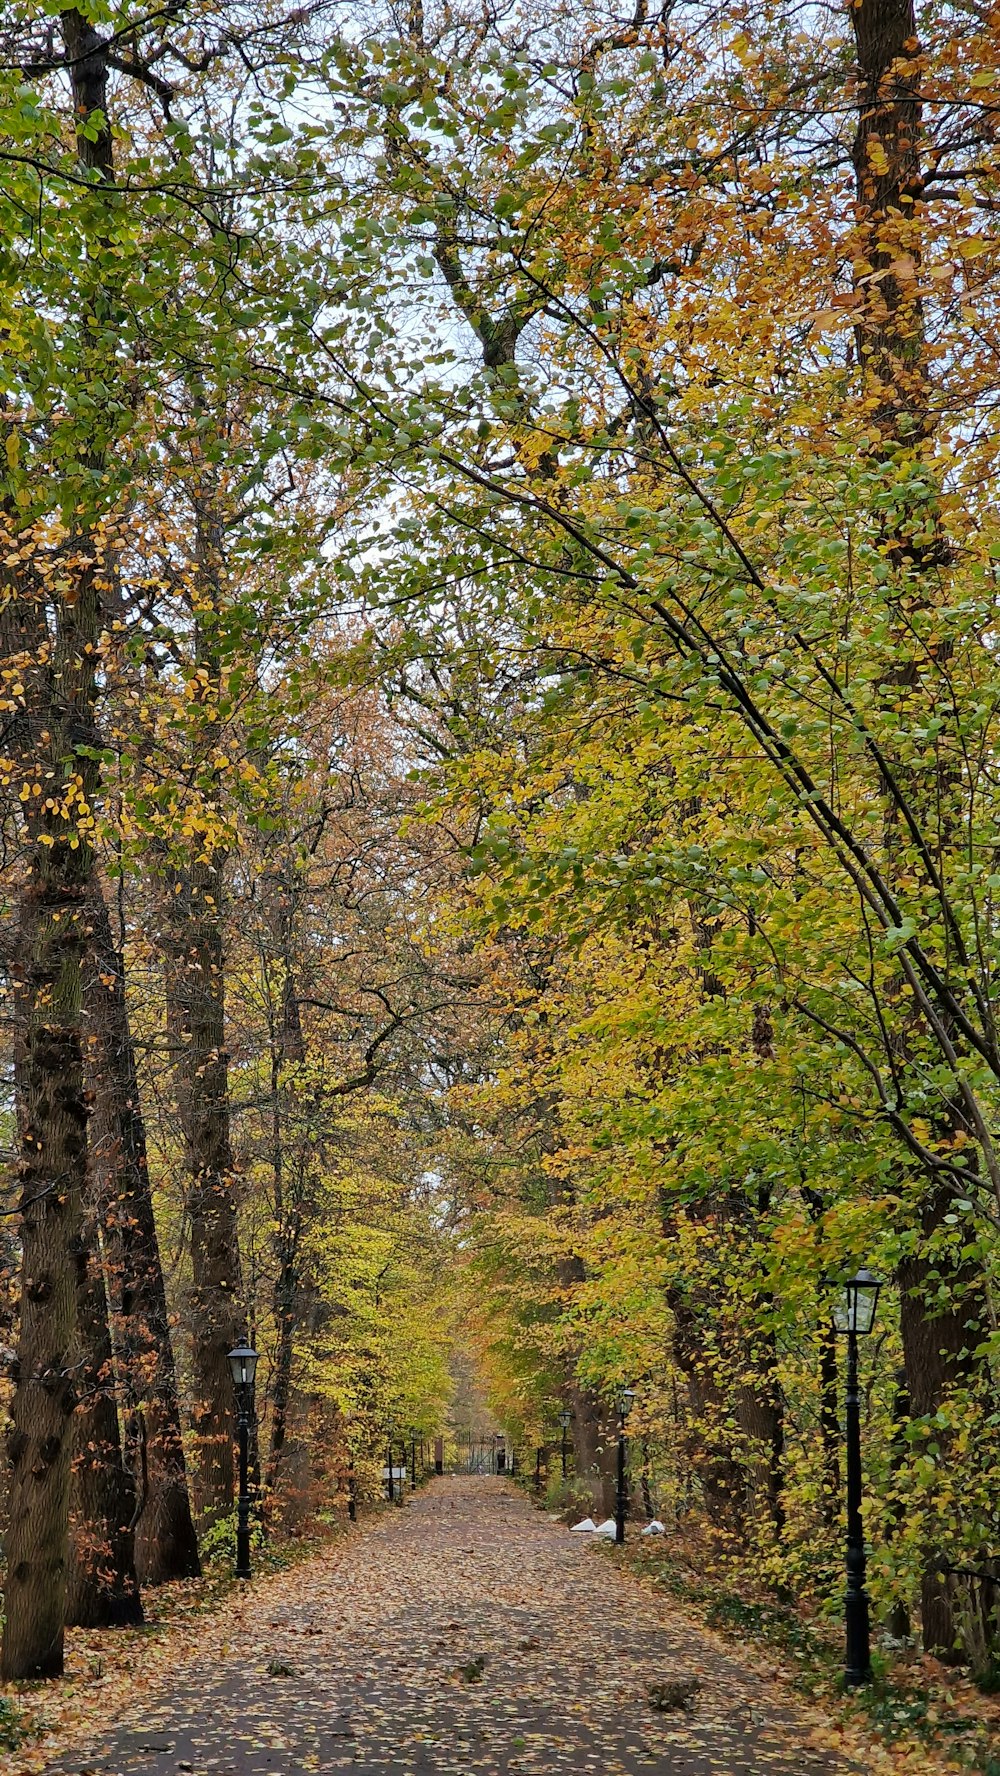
(833, 1269), (882, 1336)
(619, 1386), (636, 1419)
(227, 1342), (258, 1391)
(559, 1410), (571, 1429)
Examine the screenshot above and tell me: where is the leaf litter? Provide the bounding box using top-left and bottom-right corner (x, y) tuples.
(0, 1478), (962, 1776)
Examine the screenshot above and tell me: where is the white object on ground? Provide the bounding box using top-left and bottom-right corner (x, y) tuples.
(593, 1518), (617, 1539)
(642, 1519), (666, 1536)
(569, 1517), (597, 1533)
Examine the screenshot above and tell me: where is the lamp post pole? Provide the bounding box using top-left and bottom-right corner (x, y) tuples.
(615, 1417), (627, 1545)
(832, 1268), (882, 1689)
(227, 1343), (258, 1582)
(348, 1454), (357, 1523)
(410, 1427), (417, 1492)
(615, 1387), (635, 1546)
(387, 1428), (395, 1504)
(235, 1397), (251, 1579)
(844, 1325), (871, 1686)
(559, 1410), (571, 1480)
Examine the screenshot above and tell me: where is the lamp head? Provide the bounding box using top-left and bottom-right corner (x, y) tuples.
(833, 1268), (882, 1337)
(619, 1386), (636, 1420)
(227, 1342), (258, 1395)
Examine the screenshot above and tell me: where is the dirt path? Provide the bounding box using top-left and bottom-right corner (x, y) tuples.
(43, 1477), (857, 1775)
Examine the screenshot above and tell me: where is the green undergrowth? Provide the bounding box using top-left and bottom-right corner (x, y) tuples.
(858, 1668), (1000, 1773)
(0, 1698), (25, 1751)
(625, 1539), (1000, 1775)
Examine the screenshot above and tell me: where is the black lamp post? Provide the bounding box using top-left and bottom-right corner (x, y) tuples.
(227, 1341), (258, 1580)
(559, 1409), (572, 1480)
(410, 1425), (417, 1492)
(615, 1386), (635, 1546)
(387, 1422), (395, 1504)
(833, 1268), (882, 1688)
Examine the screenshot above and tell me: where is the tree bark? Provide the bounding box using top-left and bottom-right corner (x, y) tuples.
(2, 878), (89, 1677)
(83, 886), (200, 1583)
(850, 0), (993, 1657)
(0, 9), (114, 1661)
(898, 1192), (987, 1659)
(264, 962), (306, 1500)
(669, 1288), (749, 1538)
(64, 1204), (142, 1629)
(567, 1378), (617, 1517)
(162, 853), (242, 1522)
(851, 0), (932, 465)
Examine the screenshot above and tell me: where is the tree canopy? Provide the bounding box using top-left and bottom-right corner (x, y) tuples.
(2, 0), (1000, 1691)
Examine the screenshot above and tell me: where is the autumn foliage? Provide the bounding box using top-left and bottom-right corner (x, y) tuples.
(2, 0), (1000, 1699)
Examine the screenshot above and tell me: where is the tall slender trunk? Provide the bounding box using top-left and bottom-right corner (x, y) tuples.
(3, 873), (89, 1677)
(567, 1377), (617, 1517)
(155, 467), (244, 1523)
(734, 1326), (785, 1539)
(1, 10), (115, 1676)
(12, 867), (148, 1632)
(668, 1287), (749, 1538)
(850, 0), (992, 1657)
(162, 851), (242, 1521)
(898, 1194), (986, 1657)
(264, 1232), (300, 1498)
(64, 1204), (142, 1629)
(83, 887), (200, 1583)
(265, 965), (306, 1499)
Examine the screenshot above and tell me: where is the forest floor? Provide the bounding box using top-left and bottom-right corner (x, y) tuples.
(0, 1476), (971, 1776)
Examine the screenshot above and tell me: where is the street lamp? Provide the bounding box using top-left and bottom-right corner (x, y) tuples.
(615, 1386), (635, 1546)
(387, 1421), (396, 1504)
(227, 1342), (258, 1580)
(409, 1425), (417, 1493)
(559, 1409), (572, 1480)
(833, 1269), (882, 1688)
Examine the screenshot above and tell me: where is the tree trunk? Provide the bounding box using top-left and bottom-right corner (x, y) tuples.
(162, 853), (242, 1522)
(669, 1288), (749, 1538)
(0, 1), (116, 1683)
(64, 1207), (142, 1628)
(850, 0), (931, 465)
(850, 0), (993, 1657)
(568, 1380), (617, 1517)
(734, 1328), (785, 1539)
(2, 882), (89, 1678)
(898, 1191), (987, 1659)
(264, 964), (306, 1500)
(264, 1235), (299, 1499)
(83, 886), (200, 1584)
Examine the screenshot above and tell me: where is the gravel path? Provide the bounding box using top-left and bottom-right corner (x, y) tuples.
(44, 1477), (857, 1775)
